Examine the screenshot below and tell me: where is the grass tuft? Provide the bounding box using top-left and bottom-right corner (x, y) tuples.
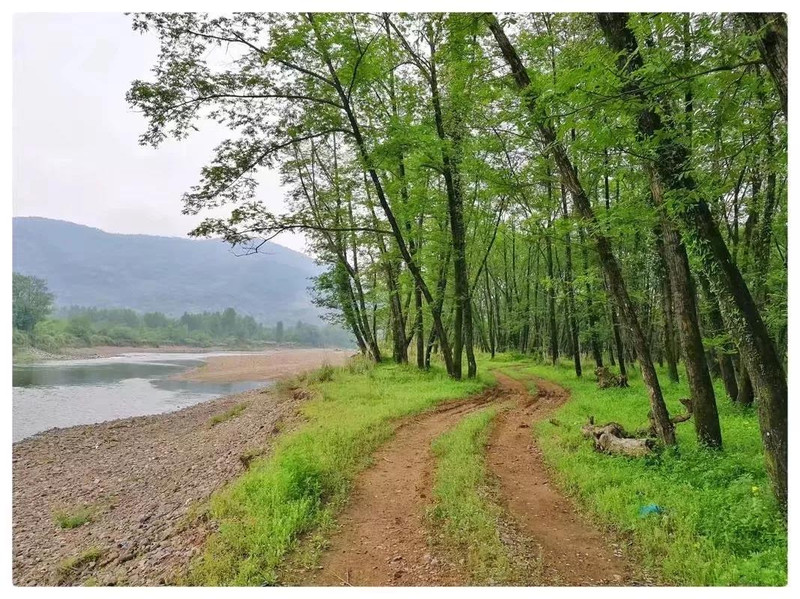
(207, 402), (248, 428)
(53, 505), (94, 529)
(57, 547), (104, 582)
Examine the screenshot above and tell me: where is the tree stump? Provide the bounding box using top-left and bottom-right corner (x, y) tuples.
(594, 366), (629, 389)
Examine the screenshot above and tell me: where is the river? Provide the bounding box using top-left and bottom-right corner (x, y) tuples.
(12, 352), (270, 442)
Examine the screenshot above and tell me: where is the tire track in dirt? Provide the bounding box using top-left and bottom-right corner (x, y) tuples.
(300, 386), (503, 586)
(486, 370), (634, 585)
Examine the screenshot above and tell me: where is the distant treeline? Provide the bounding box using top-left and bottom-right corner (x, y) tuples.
(14, 305), (352, 353)
(12, 272), (352, 360)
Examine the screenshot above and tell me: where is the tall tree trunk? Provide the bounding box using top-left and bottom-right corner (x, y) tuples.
(545, 217), (558, 366)
(743, 13), (788, 117)
(487, 15), (675, 445)
(698, 273), (739, 401)
(561, 184), (581, 376)
(736, 357), (755, 407)
(579, 229), (603, 368)
(656, 233), (680, 383)
(426, 28), (476, 379)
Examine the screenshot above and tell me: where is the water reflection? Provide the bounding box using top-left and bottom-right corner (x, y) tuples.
(12, 353), (271, 442)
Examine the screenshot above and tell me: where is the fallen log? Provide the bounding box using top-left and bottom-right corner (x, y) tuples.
(581, 416), (628, 440)
(582, 416), (654, 457)
(595, 432), (655, 457)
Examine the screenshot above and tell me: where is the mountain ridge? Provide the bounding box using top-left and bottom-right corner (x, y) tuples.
(12, 217), (323, 324)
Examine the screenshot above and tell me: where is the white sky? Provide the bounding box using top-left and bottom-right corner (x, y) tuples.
(12, 12), (308, 254)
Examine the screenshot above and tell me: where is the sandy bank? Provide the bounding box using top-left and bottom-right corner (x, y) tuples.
(174, 348), (352, 382)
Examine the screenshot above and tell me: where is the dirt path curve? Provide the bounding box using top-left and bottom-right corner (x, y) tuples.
(301, 387), (502, 586)
(487, 370), (634, 585)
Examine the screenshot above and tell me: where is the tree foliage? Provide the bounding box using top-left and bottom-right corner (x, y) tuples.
(12, 273), (54, 332)
(128, 12), (787, 506)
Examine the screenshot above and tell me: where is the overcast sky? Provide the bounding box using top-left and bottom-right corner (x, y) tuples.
(12, 12), (307, 254)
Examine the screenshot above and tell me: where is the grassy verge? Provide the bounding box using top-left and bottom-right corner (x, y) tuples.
(207, 402), (248, 428)
(186, 358), (488, 585)
(509, 361), (786, 586)
(429, 406), (530, 585)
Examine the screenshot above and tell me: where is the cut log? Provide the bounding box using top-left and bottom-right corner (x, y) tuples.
(582, 416), (654, 457)
(596, 433), (654, 457)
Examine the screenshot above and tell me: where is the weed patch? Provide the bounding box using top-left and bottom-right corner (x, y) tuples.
(53, 505), (94, 529)
(207, 402), (248, 428)
(57, 547), (104, 582)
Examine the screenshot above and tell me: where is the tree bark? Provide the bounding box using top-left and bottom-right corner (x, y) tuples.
(698, 273), (739, 401)
(562, 184), (581, 376)
(743, 13), (788, 117)
(656, 232), (680, 384)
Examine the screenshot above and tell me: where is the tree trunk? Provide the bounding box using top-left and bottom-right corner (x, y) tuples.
(743, 13), (788, 117)
(561, 184), (581, 376)
(698, 273), (738, 401)
(656, 233), (680, 383)
(545, 217), (559, 366)
(487, 15), (675, 445)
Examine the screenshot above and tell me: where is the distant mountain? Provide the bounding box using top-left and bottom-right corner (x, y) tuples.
(12, 217), (324, 324)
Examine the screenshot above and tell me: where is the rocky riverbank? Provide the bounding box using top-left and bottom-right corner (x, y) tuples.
(12, 348), (350, 586)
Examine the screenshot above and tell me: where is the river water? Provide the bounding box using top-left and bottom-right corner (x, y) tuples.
(12, 352), (270, 442)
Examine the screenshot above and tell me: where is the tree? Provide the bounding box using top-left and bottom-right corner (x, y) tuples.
(595, 12), (722, 448)
(12, 273), (54, 332)
(126, 11), (787, 504)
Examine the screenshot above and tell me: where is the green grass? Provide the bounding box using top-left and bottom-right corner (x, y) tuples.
(186, 360), (488, 585)
(505, 360), (786, 586)
(53, 505), (94, 529)
(57, 547), (104, 581)
(208, 402), (249, 427)
(430, 406), (527, 585)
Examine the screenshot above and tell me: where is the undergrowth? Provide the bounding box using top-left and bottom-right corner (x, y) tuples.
(509, 360), (787, 586)
(207, 402), (248, 427)
(52, 505), (94, 529)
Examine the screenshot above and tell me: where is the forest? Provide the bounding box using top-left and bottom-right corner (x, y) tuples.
(12, 272), (350, 354)
(127, 12), (787, 512)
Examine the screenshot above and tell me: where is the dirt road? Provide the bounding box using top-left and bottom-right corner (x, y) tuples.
(303, 369), (635, 586)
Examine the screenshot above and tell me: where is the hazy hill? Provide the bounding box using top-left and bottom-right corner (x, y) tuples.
(12, 217), (323, 324)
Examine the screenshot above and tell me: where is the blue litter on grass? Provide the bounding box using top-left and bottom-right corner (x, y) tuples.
(638, 503), (663, 517)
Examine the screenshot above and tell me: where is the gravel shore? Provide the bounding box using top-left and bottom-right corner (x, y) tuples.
(12, 348), (350, 586)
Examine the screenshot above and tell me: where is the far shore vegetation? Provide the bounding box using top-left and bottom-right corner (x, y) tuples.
(12, 272), (352, 361)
